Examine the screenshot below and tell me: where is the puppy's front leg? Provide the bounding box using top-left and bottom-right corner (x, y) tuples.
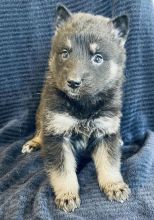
(43, 134), (80, 212)
(92, 134), (130, 202)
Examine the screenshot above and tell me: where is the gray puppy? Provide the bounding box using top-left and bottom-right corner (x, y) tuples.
(22, 4), (130, 212)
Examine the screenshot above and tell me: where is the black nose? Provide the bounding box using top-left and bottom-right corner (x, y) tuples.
(67, 80), (81, 89)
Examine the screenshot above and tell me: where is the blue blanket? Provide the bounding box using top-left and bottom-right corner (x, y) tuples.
(0, 0), (154, 219)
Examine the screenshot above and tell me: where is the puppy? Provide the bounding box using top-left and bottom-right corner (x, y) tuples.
(22, 4), (130, 212)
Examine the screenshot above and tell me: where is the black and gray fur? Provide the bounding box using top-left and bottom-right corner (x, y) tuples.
(22, 4), (130, 212)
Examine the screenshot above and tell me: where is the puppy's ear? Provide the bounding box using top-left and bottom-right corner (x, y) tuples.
(56, 4), (72, 28)
(111, 15), (129, 45)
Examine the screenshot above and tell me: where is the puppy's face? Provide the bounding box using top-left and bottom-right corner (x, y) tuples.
(49, 5), (128, 99)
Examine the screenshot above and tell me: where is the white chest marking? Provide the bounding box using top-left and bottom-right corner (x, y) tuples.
(45, 111), (78, 135)
(94, 116), (120, 134)
(45, 111), (120, 136)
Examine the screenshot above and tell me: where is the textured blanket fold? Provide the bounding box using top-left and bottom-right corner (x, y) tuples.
(0, 0), (154, 219)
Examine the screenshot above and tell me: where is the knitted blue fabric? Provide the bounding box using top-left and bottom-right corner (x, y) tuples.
(0, 0), (154, 219)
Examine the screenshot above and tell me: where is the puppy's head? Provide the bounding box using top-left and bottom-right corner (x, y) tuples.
(49, 4), (129, 99)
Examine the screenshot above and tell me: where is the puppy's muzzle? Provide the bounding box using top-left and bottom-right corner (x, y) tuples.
(67, 80), (81, 89)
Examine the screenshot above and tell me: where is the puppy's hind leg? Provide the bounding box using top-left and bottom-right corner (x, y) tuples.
(22, 130), (42, 154)
(22, 102), (43, 154)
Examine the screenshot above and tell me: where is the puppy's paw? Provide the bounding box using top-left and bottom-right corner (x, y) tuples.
(22, 140), (40, 154)
(103, 181), (131, 202)
(55, 192), (80, 212)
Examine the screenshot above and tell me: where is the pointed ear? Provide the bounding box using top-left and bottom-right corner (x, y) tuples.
(56, 4), (72, 28)
(111, 15), (129, 44)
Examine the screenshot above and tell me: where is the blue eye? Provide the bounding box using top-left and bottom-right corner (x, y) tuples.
(91, 54), (104, 65)
(61, 49), (69, 60)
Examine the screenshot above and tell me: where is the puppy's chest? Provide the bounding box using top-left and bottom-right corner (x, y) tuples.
(67, 119), (100, 152)
(74, 119), (98, 137)
(66, 115), (118, 149)
(70, 114), (119, 136)
(45, 110), (120, 145)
